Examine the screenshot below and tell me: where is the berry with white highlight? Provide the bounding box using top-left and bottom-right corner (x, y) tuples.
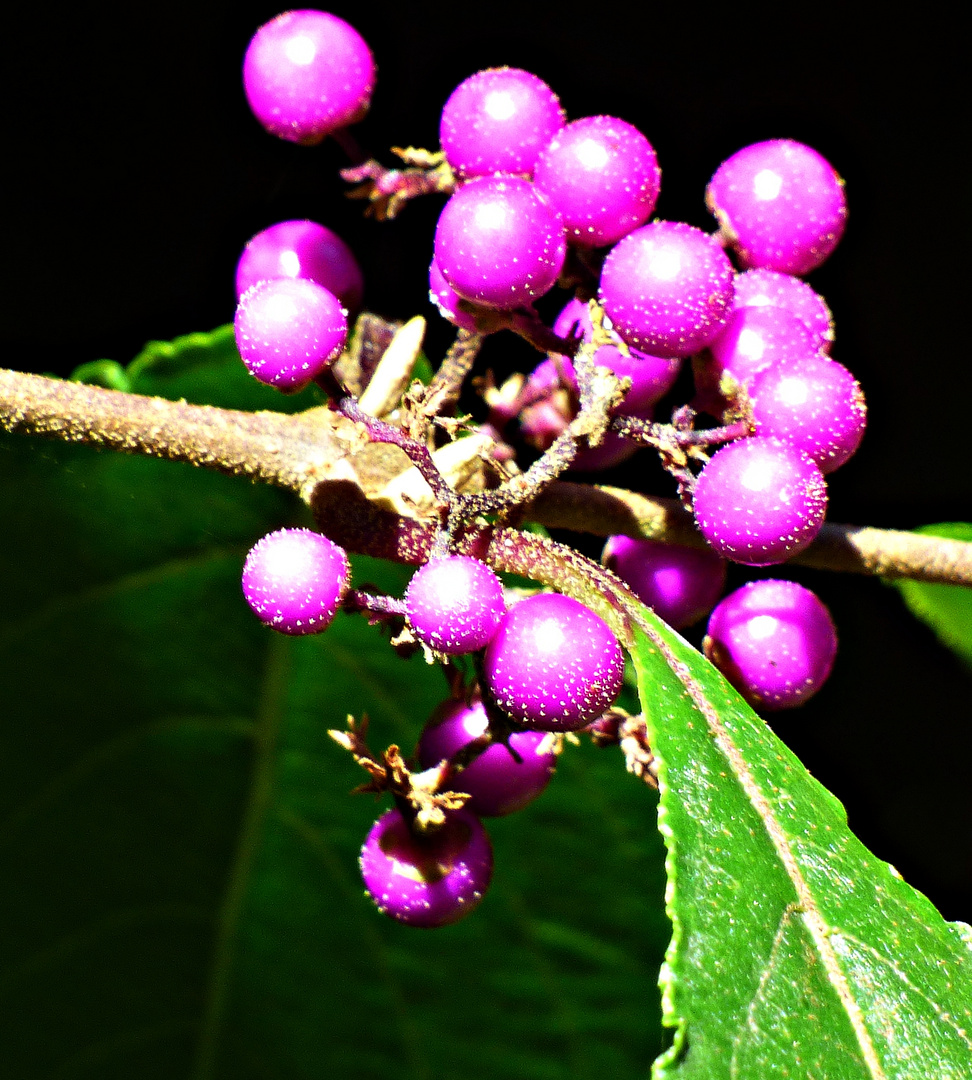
(733, 268), (834, 353)
(405, 556), (506, 655)
(242, 527), (349, 635)
(704, 579), (837, 709)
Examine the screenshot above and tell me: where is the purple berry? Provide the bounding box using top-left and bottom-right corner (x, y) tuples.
(243, 10), (375, 145)
(749, 354), (867, 473)
(533, 115), (661, 248)
(692, 436), (828, 566)
(242, 527), (349, 635)
(434, 176), (567, 310)
(483, 593), (625, 731)
(359, 807), (493, 928)
(234, 277), (347, 391)
(428, 257), (479, 330)
(602, 536), (727, 629)
(404, 556), (506, 655)
(418, 698), (557, 816)
(235, 219), (364, 315)
(733, 268), (834, 353)
(552, 298), (681, 413)
(706, 139), (847, 275)
(704, 579), (837, 710)
(439, 67), (565, 180)
(598, 221), (735, 358)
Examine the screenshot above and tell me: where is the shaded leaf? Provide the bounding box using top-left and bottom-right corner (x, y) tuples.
(627, 607), (972, 1079)
(894, 523), (972, 670)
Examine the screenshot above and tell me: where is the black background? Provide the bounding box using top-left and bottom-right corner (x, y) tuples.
(2, 3), (970, 916)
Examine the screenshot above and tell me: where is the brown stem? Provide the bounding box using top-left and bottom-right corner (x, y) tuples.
(2, 367), (971, 587)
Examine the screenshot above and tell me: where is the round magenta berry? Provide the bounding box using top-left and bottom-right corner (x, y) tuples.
(533, 115), (661, 247)
(552, 298), (681, 413)
(234, 277), (347, 392)
(692, 436), (828, 566)
(439, 67), (565, 180)
(703, 579), (837, 710)
(598, 221), (735, 358)
(404, 556), (506, 655)
(428, 257), (479, 330)
(483, 593), (625, 731)
(235, 219), (364, 315)
(359, 807), (493, 928)
(733, 268), (834, 353)
(434, 176), (566, 310)
(242, 527), (349, 635)
(418, 698), (557, 816)
(243, 10), (375, 145)
(750, 354), (867, 473)
(706, 139), (847, 275)
(603, 536), (727, 629)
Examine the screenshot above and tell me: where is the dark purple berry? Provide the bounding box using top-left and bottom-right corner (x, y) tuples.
(242, 527), (349, 635)
(418, 698), (556, 816)
(243, 10), (375, 145)
(704, 579), (837, 710)
(359, 807), (493, 928)
(602, 536), (727, 629)
(692, 436), (828, 566)
(404, 556), (506, 655)
(483, 593), (625, 731)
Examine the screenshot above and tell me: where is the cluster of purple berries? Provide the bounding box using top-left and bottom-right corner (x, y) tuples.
(235, 8), (857, 924)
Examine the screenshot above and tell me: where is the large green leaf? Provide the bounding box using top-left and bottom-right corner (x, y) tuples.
(894, 523), (972, 670)
(0, 331), (670, 1078)
(628, 607), (972, 1079)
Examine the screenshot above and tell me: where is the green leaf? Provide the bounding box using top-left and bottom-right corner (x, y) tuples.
(894, 523), (972, 669)
(628, 606), (972, 1079)
(0, 333), (670, 1078)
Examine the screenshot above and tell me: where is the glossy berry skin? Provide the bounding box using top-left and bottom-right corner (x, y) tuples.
(242, 527), (349, 635)
(706, 139), (847, 275)
(703, 579), (837, 710)
(533, 115), (661, 247)
(243, 10), (375, 145)
(733, 268), (834, 353)
(234, 277), (347, 391)
(552, 298), (681, 413)
(692, 436), (828, 566)
(750, 354), (867, 473)
(602, 536), (727, 629)
(359, 807), (493, 928)
(235, 219), (364, 315)
(434, 176), (566, 310)
(428, 257), (479, 330)
(439, 67), (565, 180)
(483, 593), (625, 731)
(405, 556), (506, 655)
(598, 221), (735, 358)
(418, 698), (557, 816)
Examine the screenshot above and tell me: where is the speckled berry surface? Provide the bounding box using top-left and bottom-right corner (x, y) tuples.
(418, 698), (556, 816)
(439, 67), (564, 180)
(405, 556), (506, 655)
(234, 277), (347, 391)
(428, 257), (479, 330)
(706, 139), (847, 275)
(359, 807), (493, 928)
(552, 298), (680, 414)
(235, 219), (364, 314)
(243, 10), (375, 145)
(483, 592), (624, 730)
(598, 221), (735, 358)
(242, 527), (349, 635)
(692, 436), (828, 566)
(434, 176), (566, 309)
(533, 115), (661, 247)
(733, 268), (834, 352)
(750, 354), (866, 473)
(704, 579), (837, 710)
(602, 535), (726, 629)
